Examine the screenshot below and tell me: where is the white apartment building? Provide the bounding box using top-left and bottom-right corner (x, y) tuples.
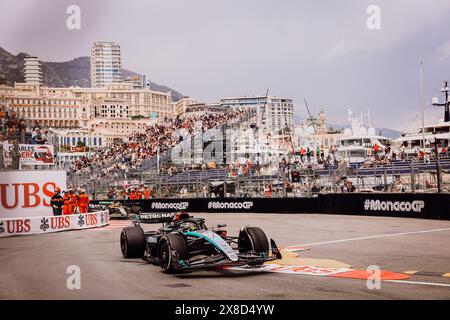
(90, 41), (122, 88)
(220, 95), (295, 154)
(172, 96), (198, 116)
(220, 96), (294, 133)
(123, 75), (148, 90)
(24, 57), (43, 85)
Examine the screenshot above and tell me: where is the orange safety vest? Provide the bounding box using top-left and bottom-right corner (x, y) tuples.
(129, 192), (139, 200)
(67, 194), (78, 214)
(78, 193), (89, 213)
(63, 194), (70, 215)
(78, 193), (89, 205)
(144, 190), (151, 199)
(68, 194), (78, 205)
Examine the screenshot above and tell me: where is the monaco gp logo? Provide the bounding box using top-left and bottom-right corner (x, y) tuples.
(207, 201), (254, 210)
(151, 202), (189, 210)
(364, 199), (425, 213)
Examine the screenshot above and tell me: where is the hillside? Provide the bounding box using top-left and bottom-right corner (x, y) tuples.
(0, 46), (183, 101)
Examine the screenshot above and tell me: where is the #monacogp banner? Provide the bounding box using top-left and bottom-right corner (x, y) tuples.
(0, 170), (67, 219)
(2, 142), (55, 166)
(0, 211), (110, 238)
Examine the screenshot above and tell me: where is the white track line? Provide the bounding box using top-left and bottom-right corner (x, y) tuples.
(296, 228), (450, 247)
(385, 280), (450, 288)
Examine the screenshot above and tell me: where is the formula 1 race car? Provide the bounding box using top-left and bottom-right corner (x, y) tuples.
(90, 201), (131, 219)
(120, 212), (282, 273)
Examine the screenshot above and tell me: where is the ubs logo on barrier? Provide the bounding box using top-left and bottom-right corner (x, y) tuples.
(208, 201), (254, 210)
(364, 199), (425, 213)
(151, 202), (189, 210)
(1, 219), (32, 234)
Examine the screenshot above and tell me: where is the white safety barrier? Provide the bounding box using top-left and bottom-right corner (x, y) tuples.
(0, 211), (110, 238)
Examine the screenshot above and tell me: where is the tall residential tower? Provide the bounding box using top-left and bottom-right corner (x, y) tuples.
(90, 41), (122, 88)
(24, 57), (42, 85)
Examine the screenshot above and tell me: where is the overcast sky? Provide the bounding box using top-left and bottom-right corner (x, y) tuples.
(1, 0), (450, 130)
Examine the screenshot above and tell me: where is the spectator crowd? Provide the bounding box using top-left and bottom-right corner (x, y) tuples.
(1, 107), (48, 144)
(68, 111), (245, 175)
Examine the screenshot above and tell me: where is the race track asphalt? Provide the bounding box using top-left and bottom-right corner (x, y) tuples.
(1, 213), (449, 300)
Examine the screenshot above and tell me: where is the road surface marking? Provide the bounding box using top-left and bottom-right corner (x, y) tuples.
(404, 271), (450, 278)
(404, 271), (418, 275)
(296, 228), (450, 247)
(385, 280), (450, 288)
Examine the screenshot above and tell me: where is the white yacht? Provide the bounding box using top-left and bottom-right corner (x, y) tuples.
(336, 109), (391, 162)
(394, 121), (450, 154)
(394, 81), (450, 154)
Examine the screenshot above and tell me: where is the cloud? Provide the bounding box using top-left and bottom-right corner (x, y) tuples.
(438, 41), (450, 62)
(317, 40), (361, 62)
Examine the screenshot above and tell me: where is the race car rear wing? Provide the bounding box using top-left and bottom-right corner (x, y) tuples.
(134, 212), (175, 224)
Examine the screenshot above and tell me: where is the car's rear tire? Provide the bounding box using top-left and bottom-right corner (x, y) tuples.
(238, 227), (269, 255)
(120, 226), (145, 258)
(158, 233), (188, 273)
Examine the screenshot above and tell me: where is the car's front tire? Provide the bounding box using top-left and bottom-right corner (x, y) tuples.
(120, 226), (145, 258)
(158, 233), (188, 273)
(238, 226), (269, 256)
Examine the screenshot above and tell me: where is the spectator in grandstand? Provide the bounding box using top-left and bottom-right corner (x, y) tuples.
(373, 143), (380, 157)
(306, 147), (312, 163)
(423, 152), (431, 164)
(143, 186), (152, 199)
(179, 186), (189, 198)
(107, 189), (116, 200)
(129, 188), (139, 200)
(31, 129), (47, 144)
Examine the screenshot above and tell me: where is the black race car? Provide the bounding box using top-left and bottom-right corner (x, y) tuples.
(120, 212), (282, 273)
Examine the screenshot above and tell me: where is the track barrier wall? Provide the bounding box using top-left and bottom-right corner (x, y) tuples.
(0, 211), (110, 238)
(92, 193), (450, 220)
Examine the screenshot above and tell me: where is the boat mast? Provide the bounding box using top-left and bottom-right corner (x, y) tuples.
(432, 80), (450, 122)
(419, 59), (425, 148)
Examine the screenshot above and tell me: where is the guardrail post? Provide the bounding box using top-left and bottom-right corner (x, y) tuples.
(0, 143), (3, 170)
(332, 169), (337, 193)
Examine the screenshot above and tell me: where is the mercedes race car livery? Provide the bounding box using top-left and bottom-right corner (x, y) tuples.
(120, 212), (282, 273)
